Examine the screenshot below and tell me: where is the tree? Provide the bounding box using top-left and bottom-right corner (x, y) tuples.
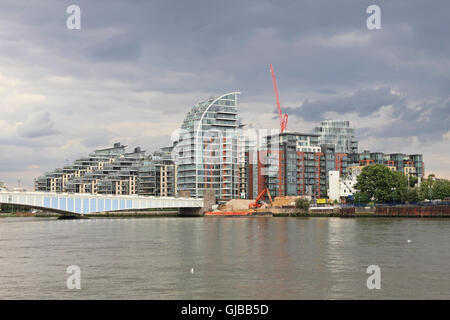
(355, 164), (390, 200)
(408, 176), (418, 188)
(354, 164), (408, 203)
(417, 176), (450, 200)
(404, 187), (419, 203)
(418, 177), (433, 201)
(433, 179), (450, 199)
(390, 171), (408, 203)
(295, 198), (310, 213)
(353, 191), (370, 204)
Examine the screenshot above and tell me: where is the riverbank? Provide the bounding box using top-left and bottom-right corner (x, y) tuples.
(272, 208), (375, 217)
(272, 211), (376, 217)
(271, 205), (450, 218)
(1, 205), (448, 219)
(0, 212), (59, 218)
(89, 211), (179, 218)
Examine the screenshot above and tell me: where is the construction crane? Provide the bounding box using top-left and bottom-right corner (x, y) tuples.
(270, 64), (288, 133)
(249, 187), (273, 209)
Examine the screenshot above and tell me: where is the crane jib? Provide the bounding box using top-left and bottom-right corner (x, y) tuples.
(269, 64), (289, 133)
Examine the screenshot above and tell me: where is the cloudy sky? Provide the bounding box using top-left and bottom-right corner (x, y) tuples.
(0, 0), (449, 189)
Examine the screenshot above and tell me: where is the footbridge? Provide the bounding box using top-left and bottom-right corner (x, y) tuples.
(0, 191), (209, 216)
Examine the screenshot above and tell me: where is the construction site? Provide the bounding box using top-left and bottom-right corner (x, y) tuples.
(205, 188), (311, 217)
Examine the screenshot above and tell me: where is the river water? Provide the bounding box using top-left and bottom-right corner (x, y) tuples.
(0, 217), (449, 299)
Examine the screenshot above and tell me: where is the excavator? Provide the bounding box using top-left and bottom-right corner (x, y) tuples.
(249, 187), (273, 209)
(205, 188), (274, 216)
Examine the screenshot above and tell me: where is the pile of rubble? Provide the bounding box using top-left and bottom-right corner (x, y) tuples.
(271, 196), (310, 208)
(218, 199), (254, 211)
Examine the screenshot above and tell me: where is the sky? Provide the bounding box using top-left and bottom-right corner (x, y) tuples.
(0, 0), (449, 189)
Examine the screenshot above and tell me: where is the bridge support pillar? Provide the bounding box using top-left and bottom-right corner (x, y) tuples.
(179, 189), (216, 216)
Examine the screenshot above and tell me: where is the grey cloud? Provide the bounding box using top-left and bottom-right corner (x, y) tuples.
(284, 86), (449, 143)
(376, 100), (450, 141)
(16, 112), (60, 138)
(317, 89), (338, 95)
(1, 0), (450, 187)
(285, 87), (404, 121)
(89, 33), (142, 62)
(80, 128), (114, 148)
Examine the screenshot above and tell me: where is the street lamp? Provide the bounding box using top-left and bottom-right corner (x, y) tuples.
(391, 187), (395, 206)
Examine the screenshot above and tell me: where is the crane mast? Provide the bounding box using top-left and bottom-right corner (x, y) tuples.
(270, 64), (288, 133)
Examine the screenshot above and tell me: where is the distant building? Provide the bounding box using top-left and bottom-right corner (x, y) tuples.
(138, 148), (177, 197)
(328, 151), (425, 201)
(174, 92), (240, 200)
(328, 170), (357, 201)
(350, 150), (424, 179)
(237, 129), (257, 199)
(314, 120), (358, 154)
(251, 132), (350, 199)
(35, 143), (178, 197)
(35, 143), (145, 195)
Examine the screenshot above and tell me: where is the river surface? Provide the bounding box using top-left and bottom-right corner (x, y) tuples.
(0, 217), (449, 299)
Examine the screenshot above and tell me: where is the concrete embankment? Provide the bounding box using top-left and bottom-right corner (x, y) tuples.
(271, 205), (450, 218)
(88, 210), (179, 218)
(375, 205), (450, 217)
(3, 205), (448, 219)
(271, 207), (375, 217)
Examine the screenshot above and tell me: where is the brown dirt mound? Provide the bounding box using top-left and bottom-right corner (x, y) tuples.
(219, 199), (254, 211)
(272, 196), (304, 208)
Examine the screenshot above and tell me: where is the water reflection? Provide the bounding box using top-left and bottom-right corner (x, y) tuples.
(0, 217), (449, 299)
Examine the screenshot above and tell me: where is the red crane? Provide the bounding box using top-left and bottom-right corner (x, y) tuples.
(270, 64), (288, 133)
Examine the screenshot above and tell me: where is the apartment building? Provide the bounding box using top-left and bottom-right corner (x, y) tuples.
(35, 143), (178, 197)
(248, 132), (350, 199)
(174, 92), (240, 200)
(314, 120), (358, 154)
(351, 150), (424, 178)
(137, 148), (177, 197)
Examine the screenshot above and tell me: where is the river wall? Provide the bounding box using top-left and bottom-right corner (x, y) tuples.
(271, 205), (450, 217)
(375, 205), (450, 217)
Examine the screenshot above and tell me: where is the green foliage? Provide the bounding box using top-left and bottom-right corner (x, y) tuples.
(353, 191), (370, 204)
(356, 166), (450, 203)
(408, 176), (418, 188)
(434, 179), (450, 199)
(0, 204), (32, 213)
(404, 187), (419, 203)
(295, 198), (310, 213)
(418, 178), (432, 200)
(355, 164), (408, 203)
(418, 177), (450, 200)
(391, 171), (408, 202)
